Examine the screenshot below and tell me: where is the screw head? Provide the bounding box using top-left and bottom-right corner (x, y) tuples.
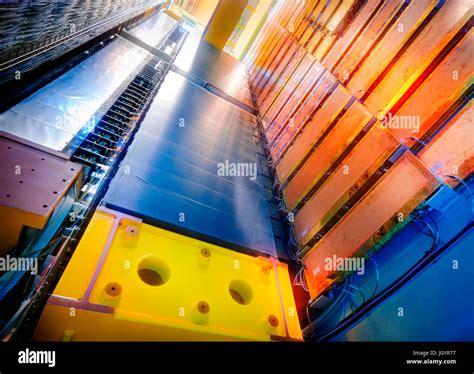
(105, 282), (122, 297)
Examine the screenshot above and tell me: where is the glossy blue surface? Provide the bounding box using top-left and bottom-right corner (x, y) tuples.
(330, 181), (474, 341)
(103, 71), (277, 256)
(173, 33), (254, 107)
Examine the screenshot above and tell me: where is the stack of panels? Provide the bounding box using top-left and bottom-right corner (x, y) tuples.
(103, 71), (277, 257)
(0, 37), (152, 152)
(301, 152), (440, 298)
(246, 1), (473, 299)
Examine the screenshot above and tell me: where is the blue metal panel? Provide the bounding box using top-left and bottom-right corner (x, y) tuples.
(172, 33), (255, 108)
(0, 38), (151, 152)
(334, 227), (474, 341)
(103, 72), (277, 257)
(328, 181), (474, 341)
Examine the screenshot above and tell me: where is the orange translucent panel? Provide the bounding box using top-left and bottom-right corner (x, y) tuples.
(283, 99), (373, 210)
(258, 44), (305, 112)
(322, 0), (381, 70)
(292, 0), (320, 36)
(265, 56), (316, 142)
(275, 82), (349, 183)
(299, 0), (328, 45)
(294, 0), (323, 41)
(348, 0), (438, 96)
(419, 104), (474, 187)
(365, 1), (472, 114)
(306, 0), (342, 52)
(284, 0), (307, 27)
(390, 29), (474, 141)
(260, 49), (307, 122)
(333, 0), (405, 82)
(254, 36), (294, 96)
(250, 27), (286, 82)
(313, 1), (356, 59)
(302, 153), (440, 299)
(270, 70), (340, 159)
(325, 0), (355, 33)
(294, 124), (400, 247)
(272, 65), (332, 155)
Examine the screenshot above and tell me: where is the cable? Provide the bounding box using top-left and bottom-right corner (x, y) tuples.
(369, 256), (379, 301)
(348, 285), (366, 305)
(439, 174), (474, 220)
(313, 222), (472, 342)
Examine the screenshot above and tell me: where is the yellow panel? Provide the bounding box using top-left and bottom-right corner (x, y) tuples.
(192, 0), (219, 25)
(202, 0), (248, 50)
(33, 208), (302, 342)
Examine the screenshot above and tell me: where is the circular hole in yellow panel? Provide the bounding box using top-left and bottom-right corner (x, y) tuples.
(137, 256), (170, 286)
(229, 280), (253, 305)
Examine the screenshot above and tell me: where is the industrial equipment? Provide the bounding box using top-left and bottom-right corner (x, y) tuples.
(0, 0), (472, 348)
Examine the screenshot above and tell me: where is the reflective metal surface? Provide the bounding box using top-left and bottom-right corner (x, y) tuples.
(0, 38), (151, 151)
(126, 11), (178, 48)
(103, 71), (276, 256)
(173, 33), (254, 107)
